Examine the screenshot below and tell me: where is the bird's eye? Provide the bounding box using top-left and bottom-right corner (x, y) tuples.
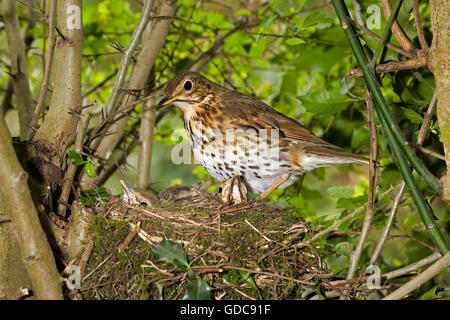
(140, 201), (148, 207)
(184, 80), (193, 91)
(218, 186), (223, 193)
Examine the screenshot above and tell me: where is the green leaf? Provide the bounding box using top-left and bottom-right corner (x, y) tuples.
(249, 37), (267, 57)
(328, 186), (354, 199)
(298, 91), (354, 115)
(351, 128), (370, 149)
(286, 38), (306, 46)
(84, 162), (97, 178)
(256, 15), (277, 42)
(235, 9), (252, 16)
(400, 107), (424, 124)
(182, 278), (212, 300)
(68, 149), (82, 161)
(239, 270), (258, 290)
(152, 235), (189, 269)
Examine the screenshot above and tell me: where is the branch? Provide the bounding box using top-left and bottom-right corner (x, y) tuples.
(379, 0), (417, 55)
(369, 182), (406, 265)
(80, 0), (177, 190)
(306, 185), (401, 244)
(28, 0), (57, 140)
(32, 0), (83, 169)
(1, 0), (34, 139)
(0, 116), (63, 299)
(349, 18), (415, 58)
(103, 0), (155, 115)
(332, 0), (448, 254)
(383, 250), (450, 300)
(348, 58), (427, 78)
(57, 110), (91, 217)
(412, 0), (429, 52)
(346, 88), (379, 280)
(136, 70), (156, 189)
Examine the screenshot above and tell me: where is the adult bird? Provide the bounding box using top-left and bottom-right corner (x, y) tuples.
(158, 72), (369, 200)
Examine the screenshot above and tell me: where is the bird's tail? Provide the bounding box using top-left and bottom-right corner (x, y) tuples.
(297, 145), (375, 171)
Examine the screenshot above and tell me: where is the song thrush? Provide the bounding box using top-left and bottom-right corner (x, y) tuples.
(159, 72), (369, 200)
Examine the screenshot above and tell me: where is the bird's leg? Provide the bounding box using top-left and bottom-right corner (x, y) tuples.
(255, 173), (290, 201)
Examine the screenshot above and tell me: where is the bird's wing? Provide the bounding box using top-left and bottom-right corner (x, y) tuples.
(223, 92), (341, 150)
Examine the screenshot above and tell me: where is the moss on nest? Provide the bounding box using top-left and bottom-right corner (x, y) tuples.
(73, 199), (328, 300)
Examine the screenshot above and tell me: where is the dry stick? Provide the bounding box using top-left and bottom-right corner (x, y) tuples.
(28, 0), (57, 140)
(412, 0), (429, 52)
(370, 182), (406, 266)
(306, 185), (400, 244)
(345, 88), (379, 282)
(379, 0), (417, 55)
(57, 111), (91, 217)
(411, 145), (446, 161)
(383, 250), (450, 300)
(1, 0), (34, 139)
(348, 58), (427, 78)
(330, 251), (442, 286)
(118, 221), (141, 253)
(104, 0), (154, 115)
(0, 117), (63, 299)
(78, 239), (94, 277)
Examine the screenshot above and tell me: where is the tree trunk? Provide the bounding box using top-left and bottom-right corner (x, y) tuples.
(429, 0), (450, 200)
(31, 0), (83, 188)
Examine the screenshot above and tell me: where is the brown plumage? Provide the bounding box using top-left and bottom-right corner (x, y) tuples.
(159, 72), (369, 199)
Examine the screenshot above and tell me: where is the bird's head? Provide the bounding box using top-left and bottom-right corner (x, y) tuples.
(158, 72), (214, 111)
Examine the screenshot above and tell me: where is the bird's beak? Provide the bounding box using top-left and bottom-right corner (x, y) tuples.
(158, 95), (181, 107)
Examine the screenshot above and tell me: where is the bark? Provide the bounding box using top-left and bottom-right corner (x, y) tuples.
(0, 116), (63, 299)
(67, 202), (94, 260)
(0, 197), (32, 300)
(1, 0), (34, 139)
(80, 0), (177, 190)
(429, 0), (450, 201)
(31, 0), (83, 179)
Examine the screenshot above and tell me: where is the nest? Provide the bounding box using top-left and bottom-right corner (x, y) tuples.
(73, 198), (336, 300)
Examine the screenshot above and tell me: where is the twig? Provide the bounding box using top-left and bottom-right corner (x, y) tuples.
(348, 58), (427, 78)
(306, 185), (400, 244)
(383, 251), (450, 300)
(370, 0), (404, 69)
(118, 221), (141, 253)
(409, 144), (446, 161)
(412, 0), (428, 52)
(348, 19), (414, 58)
(369, 182), (406, 266)
(379, 0), (417, 55)
(82, 253), (113, 282)
(346, 87), (379, 280)
(57, 110), (91, 217)
(244, 219), (273, 243)
(104, 0), (154, 115)
(28, 0), (57, 140)
(79, 238), (94, 277)
(82, 69), (118, 98)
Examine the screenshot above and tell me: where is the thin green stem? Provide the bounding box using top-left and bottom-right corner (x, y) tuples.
(335, 1), (441, 196)
(332, 0), (448, 255)
(369, 0), (403, 68)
